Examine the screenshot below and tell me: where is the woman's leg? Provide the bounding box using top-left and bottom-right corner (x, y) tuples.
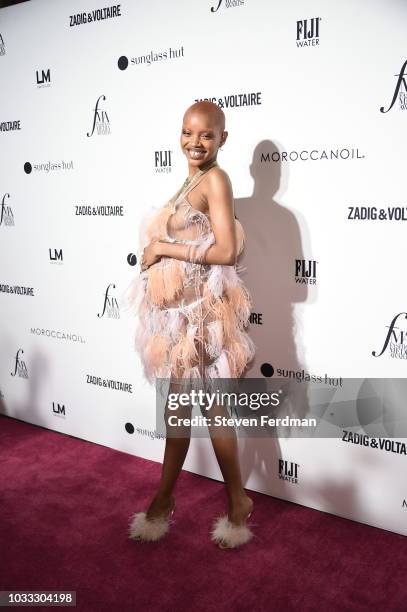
(146, 379), (192, 519)
(205, 401), (253, 524)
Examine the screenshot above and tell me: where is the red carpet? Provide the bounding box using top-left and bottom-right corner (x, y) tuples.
(0, 414), (406, 611)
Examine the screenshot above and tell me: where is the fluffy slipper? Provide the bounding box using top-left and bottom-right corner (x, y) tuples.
(211, 515), (253, 549)
(128, 511), (171, 542)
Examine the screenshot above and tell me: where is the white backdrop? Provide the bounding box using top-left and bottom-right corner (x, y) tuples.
(1, 0), (407, 536)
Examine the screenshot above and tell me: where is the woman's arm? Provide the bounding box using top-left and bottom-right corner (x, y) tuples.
(155, 169), (238, 267)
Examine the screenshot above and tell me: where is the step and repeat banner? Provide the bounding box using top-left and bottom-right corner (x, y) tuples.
(1, 0), (406, 535)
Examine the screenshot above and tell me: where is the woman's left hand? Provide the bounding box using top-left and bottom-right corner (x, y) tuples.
(140, 238), (162, 272)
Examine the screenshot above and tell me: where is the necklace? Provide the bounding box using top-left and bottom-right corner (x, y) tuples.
(181, 159), (218, 193)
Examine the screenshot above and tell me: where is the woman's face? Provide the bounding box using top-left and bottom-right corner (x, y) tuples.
(180, 111), (225, 169)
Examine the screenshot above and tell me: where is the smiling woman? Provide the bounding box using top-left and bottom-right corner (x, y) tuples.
(126, 100), (256, 551)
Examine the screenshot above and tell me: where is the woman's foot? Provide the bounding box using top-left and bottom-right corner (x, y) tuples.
(227, 495), (253, 526)
(212, 495), (254, 550)
(128, 493), (176, 542)
(146, 493), (176, 521)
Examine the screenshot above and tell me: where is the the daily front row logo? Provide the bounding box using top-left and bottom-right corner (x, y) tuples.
(372, 312), (407, 360)
(380, 59), (407, 113)
(11, 349), (28, 378)
(1, 193), (14, 227)
(97, 283), (120, 319)
(87, 95), (110, 137)
(210, 0), (244, 12)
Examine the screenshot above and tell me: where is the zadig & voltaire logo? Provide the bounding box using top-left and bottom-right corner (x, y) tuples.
(75, 204), (124, 216)
(342, 430), (407, 455)
(97, 283), (120, 319)
(87, 95), (110, 137)
(0, 120), (21, 132)
(195, 92), (261, 108)
(380, 59), (407, 113)
(372, 312), (407, 360)
(69, 5), (122, 27)
(11, 349), (28, 379)
(347, 206), (407, 221)
(210, 0), (244, 12)
(1, 193), (14, 227)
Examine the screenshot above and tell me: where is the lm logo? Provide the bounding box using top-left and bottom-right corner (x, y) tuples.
(36, 69), (51, 87)
(49, 248), (63, 263)
(53, 401), (66, 417)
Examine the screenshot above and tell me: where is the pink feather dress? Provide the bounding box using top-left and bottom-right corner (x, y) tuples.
(126, 168), (255, 390)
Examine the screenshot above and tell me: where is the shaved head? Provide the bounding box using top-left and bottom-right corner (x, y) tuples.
(183, 100), (225, 132)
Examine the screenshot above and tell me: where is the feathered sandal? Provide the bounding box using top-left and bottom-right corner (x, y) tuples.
(211, 513), (253, 549)
(128, 504), (175, 542)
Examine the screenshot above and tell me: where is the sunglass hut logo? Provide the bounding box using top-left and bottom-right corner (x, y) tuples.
(372, 312), (407, 360)
(87, 95), (110, 136)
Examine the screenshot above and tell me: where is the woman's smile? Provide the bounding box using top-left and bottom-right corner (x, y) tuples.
(187, 148), (207, 160)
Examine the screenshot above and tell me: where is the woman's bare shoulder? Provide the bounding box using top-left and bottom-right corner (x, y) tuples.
(206, 166), (232, 191)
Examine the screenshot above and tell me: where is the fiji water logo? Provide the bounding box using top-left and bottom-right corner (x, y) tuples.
(296, 17), (321, 47)
(278, 459), (299, 484)
(0, 193), (14, 227)
(97, 283), (120, 319)
(295, 259), (317, 285)
(155, 150), (172, 173)
(87, 95), (110, 136)
(10, 349), (28, 379)
(372, 312), (407, 360)
(380, 59), (407, 113)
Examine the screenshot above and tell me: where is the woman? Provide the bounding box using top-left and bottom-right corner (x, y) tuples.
(127, 100), (256, 549)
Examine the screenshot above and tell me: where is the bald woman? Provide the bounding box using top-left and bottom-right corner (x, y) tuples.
(128, 101), (255, 549)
